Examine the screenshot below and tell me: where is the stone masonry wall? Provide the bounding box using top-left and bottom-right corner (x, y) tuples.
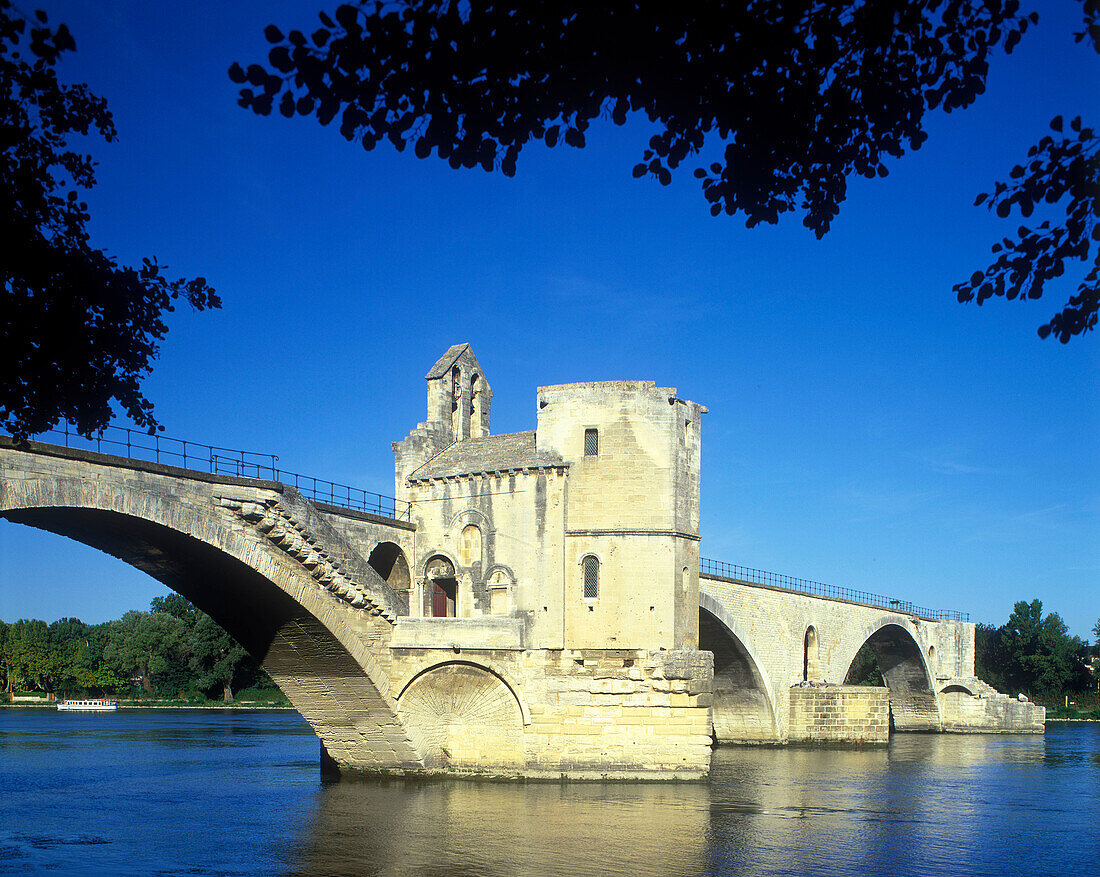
(701, 574), (953, 738)
(526, 648), (713, 777)
(788, 685), (890, 744)
(940, 686), (1046, 733)
(536, 382), (705, 652)
(389, 646), (714, 778)
(402, 466), (569, 648)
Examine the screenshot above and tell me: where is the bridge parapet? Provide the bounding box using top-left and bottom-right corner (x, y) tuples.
(700, 558), (969, 622)
(11, 423), (410, 519)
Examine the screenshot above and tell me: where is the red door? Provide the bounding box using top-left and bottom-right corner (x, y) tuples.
(432, 581), (448, 617)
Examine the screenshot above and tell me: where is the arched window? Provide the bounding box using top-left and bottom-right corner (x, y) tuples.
(458, 524), (481, 567)
(451, 366), (462, 436)
(804, 626), (819, 682)
(582, 555), (599, 599)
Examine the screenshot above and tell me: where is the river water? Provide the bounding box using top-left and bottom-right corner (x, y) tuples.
(1, 710), (1096, 876)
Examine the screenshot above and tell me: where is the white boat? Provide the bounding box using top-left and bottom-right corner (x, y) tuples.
(57, 699), (118, 712)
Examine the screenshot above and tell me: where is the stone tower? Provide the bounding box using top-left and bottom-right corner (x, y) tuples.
(392, 343), (492, 499)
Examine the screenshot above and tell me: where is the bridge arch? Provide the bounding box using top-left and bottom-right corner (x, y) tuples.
(842, 617), (940, 732)
(698, 593), (778, 743)
(396, 660), (525, 768)
(940, 681), (980, 696)
(0, 447), (426, 771)
(367, 540), (411, 591)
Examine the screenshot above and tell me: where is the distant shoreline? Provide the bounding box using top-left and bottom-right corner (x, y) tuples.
(4, 700), (1092, 720)
(1, 701), (294, 711)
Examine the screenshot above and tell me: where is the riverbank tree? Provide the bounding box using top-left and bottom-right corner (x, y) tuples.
(0, 598), (281, 702)
(976, 599), (1092, 700)
(1093, 618), (1100, 685)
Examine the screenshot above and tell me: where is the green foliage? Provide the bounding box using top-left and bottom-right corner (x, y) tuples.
(974, 622), (1007, 693)
(2, 619), (59, 692)
(0, 1), (219, 441)
(976, 599), (1092, 700)
(233, 685), (291, 706)
(0, 621), (7, 693)
(3, 596), (282, 702)
(188, 613), (249, 702)
(1093, 617), (1100, 683)
(150, 593), (198, 624)
(1046, 690), (1100, 720)
(844, 643), (884, 686)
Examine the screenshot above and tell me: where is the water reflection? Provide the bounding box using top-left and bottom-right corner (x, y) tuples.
(2, 711), (1096, 876)
(288, 778), (711, 877)
(286, 729), (1098, 877)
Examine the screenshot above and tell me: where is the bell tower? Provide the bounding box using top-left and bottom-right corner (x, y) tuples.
(424, 343), (491, 441)
(393, 344), (493, 500)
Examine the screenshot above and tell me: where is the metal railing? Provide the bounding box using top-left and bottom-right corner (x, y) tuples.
(12, 423), (410, 521)
(699, 557), (969, 622)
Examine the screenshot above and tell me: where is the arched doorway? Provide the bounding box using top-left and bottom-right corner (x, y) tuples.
(425, 555), (457, 617)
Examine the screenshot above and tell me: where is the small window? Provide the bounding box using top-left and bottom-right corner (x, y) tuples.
(583, 555), (599, 599)
(584, 428), (598, 456)
(458, 524), (481, 566)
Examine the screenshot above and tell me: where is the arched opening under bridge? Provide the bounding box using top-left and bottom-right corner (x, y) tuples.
(844, 622), (939, 732)
(698, 600), (777, 743)
(1, 499), (424, 771)
(367, 541), (411, 592)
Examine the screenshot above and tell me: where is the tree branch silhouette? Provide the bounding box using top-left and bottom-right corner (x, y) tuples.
(1, 2), (220, 441)
(232, 1), (1097, 340)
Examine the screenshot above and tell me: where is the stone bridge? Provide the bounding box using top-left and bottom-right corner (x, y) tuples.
(697, 574), (1039, 744)
(0, 438), (430, 771)
(1, 435), (1041, 779)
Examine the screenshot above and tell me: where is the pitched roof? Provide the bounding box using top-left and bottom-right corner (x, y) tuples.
(408, 431), (565, 480)
(426, 343), (476, 379)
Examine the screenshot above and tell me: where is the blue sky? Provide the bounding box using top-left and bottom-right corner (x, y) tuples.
(1, 1), (1097, 639)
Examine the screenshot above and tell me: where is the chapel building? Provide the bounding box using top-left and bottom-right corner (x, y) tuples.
(392, 343), (706, 651)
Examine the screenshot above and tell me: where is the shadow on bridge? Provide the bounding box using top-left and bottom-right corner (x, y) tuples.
(699, 595), (779, 743)
(842, 622), (940, 732)
(0, 439), (429, 772)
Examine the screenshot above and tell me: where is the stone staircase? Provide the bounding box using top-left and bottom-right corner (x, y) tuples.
(938, 676), (1046, 733)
